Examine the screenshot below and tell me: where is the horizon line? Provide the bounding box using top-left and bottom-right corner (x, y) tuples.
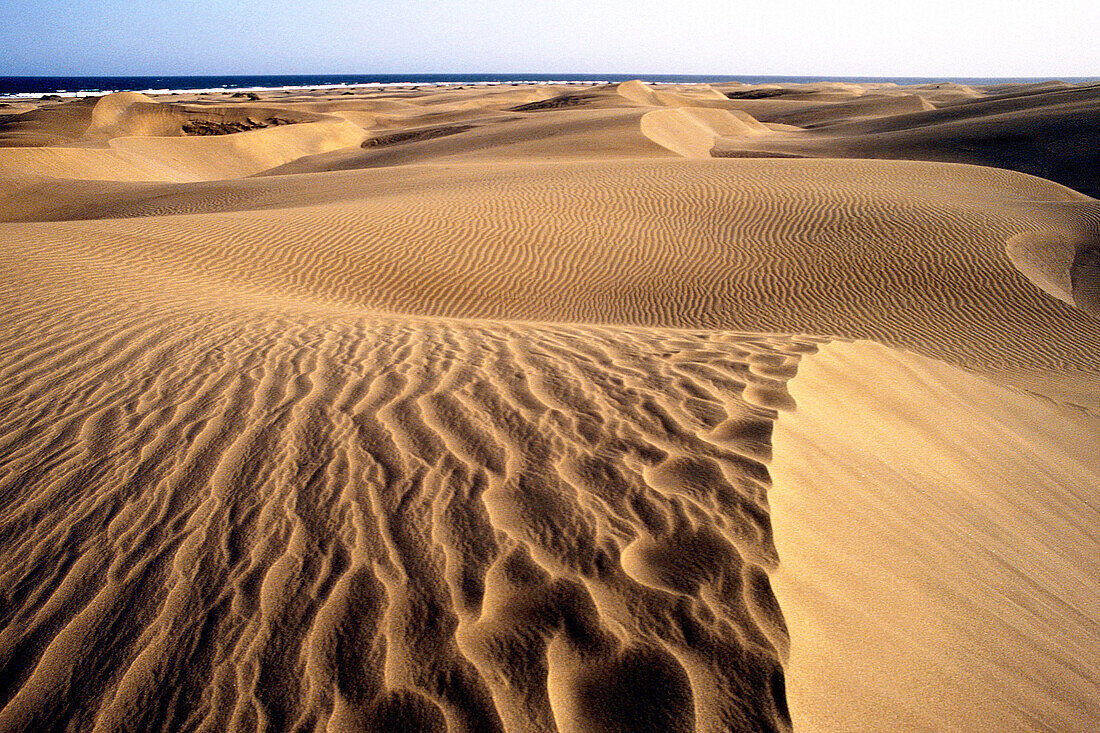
(4, 72), (1100, 80)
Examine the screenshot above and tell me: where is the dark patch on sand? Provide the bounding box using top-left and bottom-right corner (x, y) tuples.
(182, 116), (295, 136)
(725, 89), (795, 100)
(362, 125), (475, 147)
(510, 94), (599, 112)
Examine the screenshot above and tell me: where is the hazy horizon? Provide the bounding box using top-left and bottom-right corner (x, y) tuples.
(3, 73), (1099, 81)
(3, 0), (1096, 78)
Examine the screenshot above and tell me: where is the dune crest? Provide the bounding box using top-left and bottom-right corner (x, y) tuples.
(640, 108), (772, 158)
(86, 92), (158, 135)
(0, 116), (366, 182)
(108, 118), (368, 180)
(617, 80), (728, 107)
(0, 93), (366, 182)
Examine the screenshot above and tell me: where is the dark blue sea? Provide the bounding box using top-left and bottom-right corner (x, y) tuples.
(3, 74), (1097, 98)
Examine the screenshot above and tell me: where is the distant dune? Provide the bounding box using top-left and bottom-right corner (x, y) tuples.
(1, 81), (1098, 732)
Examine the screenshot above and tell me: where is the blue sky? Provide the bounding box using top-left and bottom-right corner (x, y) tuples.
(1, 0), (1096, 77)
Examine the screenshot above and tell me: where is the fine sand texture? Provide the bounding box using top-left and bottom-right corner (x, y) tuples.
(1, 81), (1098, 732)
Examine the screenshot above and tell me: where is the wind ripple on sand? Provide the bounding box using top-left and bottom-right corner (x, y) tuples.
(0, 261), (813, 731)
(6, 159), (1099, 371)
(2, 131), (1100, 732)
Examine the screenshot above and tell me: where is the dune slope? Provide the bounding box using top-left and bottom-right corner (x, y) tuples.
(0, 263), (803, 732)
(770, 341), (1100, 732)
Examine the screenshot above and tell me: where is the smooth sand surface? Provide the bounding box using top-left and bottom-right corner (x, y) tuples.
(771, 342), (1100, 732)
(1, 81), (1098, 732)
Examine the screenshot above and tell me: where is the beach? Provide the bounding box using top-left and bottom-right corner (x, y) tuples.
(1, 79), (1098, 732)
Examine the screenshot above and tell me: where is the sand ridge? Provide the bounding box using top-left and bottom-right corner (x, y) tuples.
(1, 79), (1099, 732)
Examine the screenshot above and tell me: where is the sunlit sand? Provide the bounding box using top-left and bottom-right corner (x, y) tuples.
(1, 80), (1097, 732)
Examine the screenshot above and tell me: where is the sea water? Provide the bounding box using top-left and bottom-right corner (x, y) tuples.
(2, 73), (1097, 99)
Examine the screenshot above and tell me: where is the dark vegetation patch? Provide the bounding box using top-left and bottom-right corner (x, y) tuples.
(725, 89), (794, 100)
(362, 124), (474, 147)
(510, 94), (598, 112)
(182, 117), (295, 135)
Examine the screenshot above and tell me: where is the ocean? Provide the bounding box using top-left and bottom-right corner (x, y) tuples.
(2, 74), (1097, 98)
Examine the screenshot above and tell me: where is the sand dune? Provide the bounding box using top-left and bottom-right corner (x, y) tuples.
(770, 341), (1100, 732)
(1, 80), (1098, 732)
(0, 261), (803, 731)
(640, 108), (772, 158)
(764, 93), (934, 128)
(0, 115), (367, 182)
(0, 94), (367, 182)
(7, 158), (1097, 370)
(616, 80), (730, 107)
(711, 82), (1100, 197)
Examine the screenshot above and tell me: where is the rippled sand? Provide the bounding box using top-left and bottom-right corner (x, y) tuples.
(1, 80), (1098, 732)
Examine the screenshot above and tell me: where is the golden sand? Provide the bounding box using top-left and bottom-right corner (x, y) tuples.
(1, 81), (1097, 732)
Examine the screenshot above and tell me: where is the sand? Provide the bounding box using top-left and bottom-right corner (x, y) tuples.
(0, 81), (1097, 732)
(770, 342), (1100, 732)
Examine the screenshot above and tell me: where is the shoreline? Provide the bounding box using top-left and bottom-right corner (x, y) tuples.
(3, 74), (1098, 101)
(0, 80), (606, 101)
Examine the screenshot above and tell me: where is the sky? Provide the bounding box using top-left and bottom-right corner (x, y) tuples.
(1, 0), (1097, 78)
